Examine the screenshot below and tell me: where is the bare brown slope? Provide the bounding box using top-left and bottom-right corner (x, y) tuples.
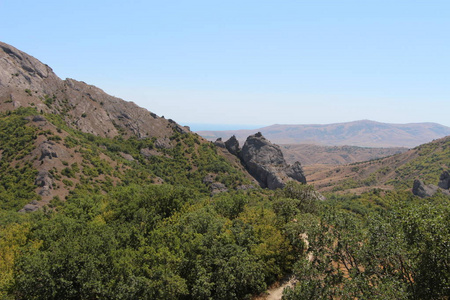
(0, 41), (189, 139)
(198, 120), (450, 148)
(281, 144), (407, 166)
(305, 136), (450, 194)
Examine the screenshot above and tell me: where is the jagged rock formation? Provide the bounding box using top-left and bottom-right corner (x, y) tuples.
(438, 171), (450, 190)
(0, 41), (189, 139)
(224, 132), (306, 189)
(412, 170), (450, 198)
(225, 135), (240, 156)
(214, 138), (226, 148)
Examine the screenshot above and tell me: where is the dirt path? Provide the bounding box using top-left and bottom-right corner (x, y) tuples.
(254, 277), (296, 300)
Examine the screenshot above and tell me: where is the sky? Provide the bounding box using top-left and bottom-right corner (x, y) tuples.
(1, 0), (449, 130)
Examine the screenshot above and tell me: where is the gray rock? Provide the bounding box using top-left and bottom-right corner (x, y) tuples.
(39, 141), (58, 160)
(438, 170), (450, 190)
(210, 182), (228, 195)
(413, 180), (439, 198)
(140, 148), (162, 158)
(35, 170), (53, 188)
(239, 132), (306, 189)
(120, 152), (134, 161)
(155, 137), (173, 149)
(214, 138), (226, 148)
(236, 184), (256, 191)
(32, 115), (46, 122)
(225, 135), (240, 156)
(285, 161), (307, 184)
(20, 203), (39, 212)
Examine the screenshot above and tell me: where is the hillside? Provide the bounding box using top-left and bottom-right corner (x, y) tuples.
(0, 41), (263, 212)
(0, 41), (188, 140)
(0, 42), (449, 300)
(305, 135), (450, 194)
(281, 144), (407, 166)
(198, 120), (450, 148)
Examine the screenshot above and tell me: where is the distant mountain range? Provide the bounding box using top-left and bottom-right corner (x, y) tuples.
(197, 120), (450, 148)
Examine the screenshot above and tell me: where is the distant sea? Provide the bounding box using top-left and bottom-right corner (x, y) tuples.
(184, 123), (263, 132)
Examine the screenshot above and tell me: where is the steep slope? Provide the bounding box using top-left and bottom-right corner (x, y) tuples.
(305, 136), (450, 193)
(0, 41), (188, 139)
(198, 120), (450, 148)
(0, 41), (257, 211)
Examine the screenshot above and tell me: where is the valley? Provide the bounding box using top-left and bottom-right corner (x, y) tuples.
(0, 41), (449, 300)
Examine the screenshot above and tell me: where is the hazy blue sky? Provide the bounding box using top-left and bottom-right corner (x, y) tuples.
(1, 0), (449, 129)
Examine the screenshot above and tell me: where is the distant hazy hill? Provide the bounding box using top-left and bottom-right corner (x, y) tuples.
(198, 120), (450, 148)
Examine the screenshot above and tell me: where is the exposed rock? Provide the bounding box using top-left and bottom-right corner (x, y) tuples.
(225, 135), (240, 156)
(412, 179), (450, 198)
(285, 161), (307, 184)
(35, 170), (53, 197)
(39, 141), (58, 160)
(155, 137), (173, 149)
(140, 148), (162, 158)
(120, 152), (134, 161)
(35, 170), (53, 187)
(0, 41), (191, 141)
(20, 202), (39, 213)
(214, 138), (226, 148)
(32, 115), (46, 122)
(438, 170), (450, 190)
(238, 132), (306, 189)
(236, 184), (256, 191)
(210, 182), (228, 196)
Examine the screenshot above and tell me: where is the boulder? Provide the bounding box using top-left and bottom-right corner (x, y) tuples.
(120, 152), (134, 161)
(155, 137), (173, 149)
(210, 182), (228, 196)
(225, 135), (240, 156)
(214, 138), (226, 148)
(285, 161), (307, 184)
(238, 132), (306, 189)
(39, 141), (58, 160)
(438, 170), (450, 190)
(413, 179), (439, 198)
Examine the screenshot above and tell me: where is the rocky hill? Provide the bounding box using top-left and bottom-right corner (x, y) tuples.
(0, 41), (188, 139)
(305, 135), (450, 194)
(198, 120), (450, 148)
(215, 133), (306, 189)
(0, 41), (266, 212)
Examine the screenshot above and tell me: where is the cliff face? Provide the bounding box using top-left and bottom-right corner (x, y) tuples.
(222, 132), (306, 189)
(0, 41), (189, 139)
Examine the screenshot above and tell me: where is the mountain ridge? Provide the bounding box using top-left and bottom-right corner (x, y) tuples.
(198, 119), (450, 148)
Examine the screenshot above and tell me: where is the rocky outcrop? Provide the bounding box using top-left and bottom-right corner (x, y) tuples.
(19, 200), (40, 213)
(214, 138), (226, 148)
(0, 41), (190, 140)
(39, 141), (58, 160)
(223, 132), (306, 189)
(35, 170), (53, 197)
(225, 135), (240, 156)
(202, 174), (229, 196)
(438, 171), (450, 190)
(412, 170), (450, 198)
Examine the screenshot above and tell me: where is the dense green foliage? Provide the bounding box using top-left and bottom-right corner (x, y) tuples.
(0, 110), (449, 299)
(283, 191), (450, 299)
(0, 109), (39, 210)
